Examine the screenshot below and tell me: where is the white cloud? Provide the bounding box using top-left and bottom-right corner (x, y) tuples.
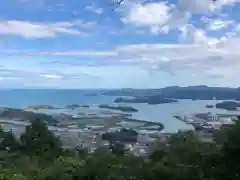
(120, 0), (239, 35)
(207, 19), (233, 30)
(24, 51), (117, 57)
(7, 30), (239, 78)
(122, 2), (171, 27)
(178, 0), (215, 13)
(1, 31), (240, 88)
(121, 1), (176, 34)
(0, 20), (95, 38)
(40, 74), (63, 79)
(85, 5), (103, 14)
(180, 24), (221, 46)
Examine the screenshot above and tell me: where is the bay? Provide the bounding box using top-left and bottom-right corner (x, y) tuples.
(0, 89), (239, 133)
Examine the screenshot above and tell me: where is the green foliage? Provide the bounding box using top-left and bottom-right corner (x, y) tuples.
(0, 126), (4, 138)
(0, 117), (240, 180)
(20, 119), (62, 159)
(0, 131), (21, 152)
(0, 169), (26, 180)
(102, 128), (138, 143)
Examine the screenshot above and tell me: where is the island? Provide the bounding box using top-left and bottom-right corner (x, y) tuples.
(114, 97), (178, 105)
(65, 104), (81, 109)
(0, 107), (58, 125)
(25, 105), (58, 111)
(98, 104), (138, 112)
(84, 93), (98, 96)
(80, 105), (90, 108)
(205, 105), (214, 108)
(215, 101), (240, 111)
(104, 86), (240, 101)
(65, 104), (90, 109)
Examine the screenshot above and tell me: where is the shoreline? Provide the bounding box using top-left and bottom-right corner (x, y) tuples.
(2, 99), (236, 134)
(0, 105), (165, 133)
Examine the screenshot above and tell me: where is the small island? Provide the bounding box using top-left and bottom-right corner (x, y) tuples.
(25, 105), (59, 111)
(65, 104), (81, 109)
(65, 104), (90, 109)
(205, 105), (214, 108)
(114, 97), (178, 105)
(84, 93), (98, 96)
(98, 104), (138, 112)
(215, 101), (240, 111)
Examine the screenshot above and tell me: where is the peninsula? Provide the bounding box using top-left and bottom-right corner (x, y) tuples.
(0, 107), (57, 125)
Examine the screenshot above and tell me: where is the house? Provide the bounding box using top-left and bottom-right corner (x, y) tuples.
(132, 145), (149, 156)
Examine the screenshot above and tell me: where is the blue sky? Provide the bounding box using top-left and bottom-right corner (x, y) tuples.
(0, 0), (240, 88)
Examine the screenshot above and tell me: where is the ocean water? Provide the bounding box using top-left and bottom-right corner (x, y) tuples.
(0, 89), (239, 133)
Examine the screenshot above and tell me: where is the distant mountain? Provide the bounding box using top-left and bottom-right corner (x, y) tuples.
(103, 86), (240, 101)
(159, 86), (240, 100)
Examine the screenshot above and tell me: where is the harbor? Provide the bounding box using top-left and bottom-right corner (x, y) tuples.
(173, 112), (238, 131)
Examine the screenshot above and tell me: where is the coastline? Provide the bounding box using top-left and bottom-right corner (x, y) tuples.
(1, 89), (239, 134)
(0, 105), (165, 135)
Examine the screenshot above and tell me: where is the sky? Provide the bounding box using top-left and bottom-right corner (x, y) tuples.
(0, 0), (240, 89)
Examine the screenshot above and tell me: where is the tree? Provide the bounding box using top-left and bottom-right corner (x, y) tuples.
(20, 119), (62, 159)
(0, 126), (4, 138)
(216, 119), (240, 180)
(0, 131), (21, 152)
(0, 169), (26, 180)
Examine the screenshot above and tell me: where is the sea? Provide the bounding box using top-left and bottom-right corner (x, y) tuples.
(0, 89), (239, 133)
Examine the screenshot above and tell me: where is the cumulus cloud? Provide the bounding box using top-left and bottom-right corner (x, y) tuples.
(1, 0), (240, 88)
(5, 25), (238, 79)
(119, 0), (239, 35)
(0, 20), (96, 38)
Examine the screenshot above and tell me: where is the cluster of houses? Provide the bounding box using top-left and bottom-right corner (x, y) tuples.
(183, 112), (238, 131)
(55, 127), (164, 156)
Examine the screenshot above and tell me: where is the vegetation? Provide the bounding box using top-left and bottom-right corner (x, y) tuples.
(114, 97), (178, 104)
(215, 101), (240, 111)
(25, 105), (59, 111)
(105, 86), (240, 100)
(0, 108), (57, 124)
(102, 128), (138, 143)
(98, 104), (138, 112)
(0, 117), (240, 180)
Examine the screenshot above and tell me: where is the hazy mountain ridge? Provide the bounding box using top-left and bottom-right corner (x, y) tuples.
(103, 86), (240, 100)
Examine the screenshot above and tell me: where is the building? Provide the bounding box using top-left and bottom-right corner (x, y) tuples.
(132, 145), (149, 156)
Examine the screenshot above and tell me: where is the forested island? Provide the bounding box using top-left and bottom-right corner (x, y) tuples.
(104, 86), (240, 100)
(114, 97), (178, 104)
(98, 104), (138, 112)
(25, 105), (59, 111)
(205, 104), (214, 108)
(215, 101), (240, 111)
